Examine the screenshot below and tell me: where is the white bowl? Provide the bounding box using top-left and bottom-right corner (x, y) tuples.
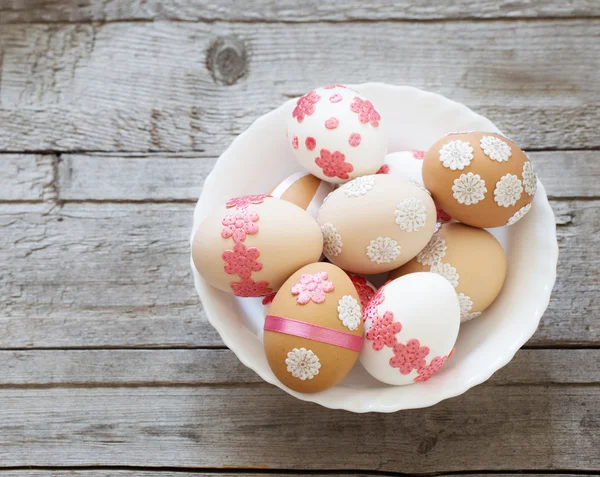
(191, 84), (558, 413)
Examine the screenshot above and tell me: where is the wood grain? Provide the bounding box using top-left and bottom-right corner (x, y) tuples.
(0, 385), (597, 470)
(2, 0), (599, 23)
(0, 474), (595, 477)
(1, 21), (599, 153)
(0, 154), (55, 202)
(0, 199), (597, 348)
(1, 349), (598, 386)
(57, 151), (600, 201)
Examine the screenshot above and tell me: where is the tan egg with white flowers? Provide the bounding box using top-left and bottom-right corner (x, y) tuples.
(192, 195), (323, 297)
(388, 222), (506, 323)
(422, 131), (536, 228)
(317, 174), (436, 274)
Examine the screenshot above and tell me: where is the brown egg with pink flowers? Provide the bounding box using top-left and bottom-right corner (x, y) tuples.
(422, 132), (537, 228)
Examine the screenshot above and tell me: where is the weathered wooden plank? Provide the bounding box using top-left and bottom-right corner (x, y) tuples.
(57, 151), (600, 201)
(0, 386), (597, 470)
(0, 474), (593, 477)
(0, 200), (597, 348)
(1, 349), (598, 386)
(1, 21), (599, 153)
(2, 0), (599, 23)
(0, 154), (55, 201)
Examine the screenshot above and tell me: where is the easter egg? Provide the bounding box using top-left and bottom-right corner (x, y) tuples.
(264, 262), (363, 393)
(359, 273), (460, 385)
(317, 174), (436, 274)
(192, 195), (323, 297)
(270, 171), (335, 218)
(422, 132), (536, 228)
(389, 222), (506, 323)
(287, 85), (387, 184)
(347, 273), (378, 311)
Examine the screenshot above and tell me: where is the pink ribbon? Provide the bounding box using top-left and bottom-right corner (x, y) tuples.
(264, 315), (363, 352)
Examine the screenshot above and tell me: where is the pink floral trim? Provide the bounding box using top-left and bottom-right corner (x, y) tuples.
(291, 271), (335, 305)
(292, 135), (298, 149)
(262, 293), (276, 305)
(348, 274), (375, 309)
(363, 286), (385, 322)
(350, 97), (381, 127)
(390, 339), (430, 375)
(315, 148), (354, 180)
(365, 310), (402, 350)
(329, 94), (342, 103)
(230, 278), (273, 297)
(221, 209), (259, 243)
(222, 242), (262, 279)
(325, 117), (339, 130)
(324, 85), (336, 90)
(435, 203), (452, 222)
(292, 90), (321, 123)
(414, 353), (451, 383)
(348, 133), (361, 147)
(376, 164), (390, 174)
(226, 194), (271, 209)
(411, 150), (426, 160)
(305, 137), (316, 151)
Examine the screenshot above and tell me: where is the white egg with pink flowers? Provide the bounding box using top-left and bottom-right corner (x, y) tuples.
(286, 85), (388, 184)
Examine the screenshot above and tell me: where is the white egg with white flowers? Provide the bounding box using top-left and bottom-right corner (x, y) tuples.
(287, 85), (387, 184)
(359, 273), (460, 386)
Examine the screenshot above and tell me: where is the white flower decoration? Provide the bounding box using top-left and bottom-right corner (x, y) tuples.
(417, 235), (447, 266)
(343, 176), (375, 198)
(395, 198), (427, 232)
(366, 237), (401, 264)
(480, 135), (512, 162)
(462, 311), (482, 323)
(522, 161), (537, 196)
(458, 293), (476, 323)
(321, 223), (343, 257)
(439, 140), (474, 170)
(337, 295), (361, 331)
(494, 173), (523, 208)
(507, 203), (532, 225)
(430, 262), (459, 288)
(452, 173), (487, 205)
(434, 222), (442, 234)
(286, 348), (321, 380)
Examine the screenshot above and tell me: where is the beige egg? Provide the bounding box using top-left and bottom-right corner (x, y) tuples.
(388, 222), (506, 323)
(192, 195), (323, 297)
(317, 174), (436, 274)
(423, 132), (536, 228)
(264, 262), (363, 393)
(269, 171), (335, 218)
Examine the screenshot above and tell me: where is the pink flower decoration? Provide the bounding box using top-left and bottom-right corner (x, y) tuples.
(222, 242), (263, 279)
(291, 271), (335, 304)
(324, 85), (336, 90)
(262, 293), (276, 305)
(226, 194), (270, 209)
(436, 203), (452, 222)
(363, 286), (385, 322)
(348, 133), (361, 147)
(414, 354), (451, 383)
(348, 274), (375, 309)
(325, 117), (339, 130)
(412, 150), (426, 160)
(376, 164), (390, 174)
(292, 135), (299, 149)
(305, 137), (316, 151)
(230, 278), (273, 297)
(350, 97), (381, 127)
(390, 339), (430, 375)
(315, 148), (354, 180)
(329, 94), (342, 103)
(292, 90), (321, 123)
(221, 209), (259, 243)
(365, 310), (402, 350)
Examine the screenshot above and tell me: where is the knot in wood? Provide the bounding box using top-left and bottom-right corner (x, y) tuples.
(206, 35), (247, 86)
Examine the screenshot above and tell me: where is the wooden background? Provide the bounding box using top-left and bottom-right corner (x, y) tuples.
(1, 0), (599, 474)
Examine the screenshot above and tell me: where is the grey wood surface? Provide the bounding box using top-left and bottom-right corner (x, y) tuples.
(1, 1), (598, 474)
